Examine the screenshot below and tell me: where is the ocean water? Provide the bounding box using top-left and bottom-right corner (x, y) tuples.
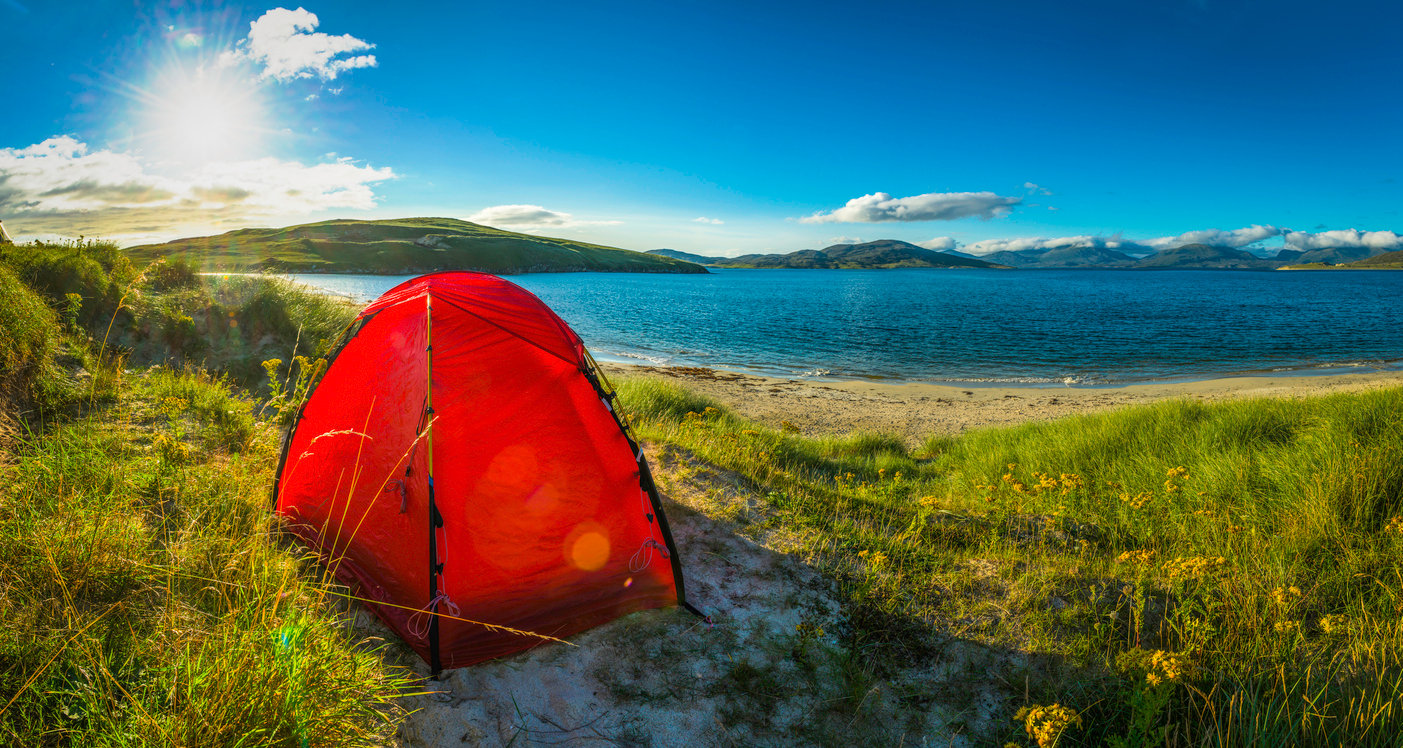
(286, 269), (1403, 386)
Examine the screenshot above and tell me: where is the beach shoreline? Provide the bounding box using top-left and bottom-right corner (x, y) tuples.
(600, 362), (1403, 440)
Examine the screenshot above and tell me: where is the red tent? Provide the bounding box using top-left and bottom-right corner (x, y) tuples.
(273, 272), (691, 671)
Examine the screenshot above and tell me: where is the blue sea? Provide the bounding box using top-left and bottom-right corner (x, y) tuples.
(285, 269), (1403, 387)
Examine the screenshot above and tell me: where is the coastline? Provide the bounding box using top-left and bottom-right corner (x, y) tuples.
(601, 363), (1403, 439)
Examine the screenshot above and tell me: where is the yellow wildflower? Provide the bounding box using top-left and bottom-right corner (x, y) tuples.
(1145, 650), (1187, 686)
(1274, 620), (1300, 634)
(918, 495), (939, 508)
(1385, 516), (1403, 535)
(1116, 549), (1157, 565)
(1270, 586), (1302, 606)
(1318, 614), (1343, 634)
(1162, 556), (1228, 581)
(1120, 491), (1152, 509)
(1015, 703), (1082, 748)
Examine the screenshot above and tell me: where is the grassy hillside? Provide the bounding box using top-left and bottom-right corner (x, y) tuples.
(0, 243), (406, 745)
(1348, 249), (1403, 269)
(124, 217), (708, 275)
(616, 378), (1403, 746)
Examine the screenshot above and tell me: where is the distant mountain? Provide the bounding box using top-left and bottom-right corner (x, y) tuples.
(980, 246), (1138, 268)
(710, 240), (1008, 269)
(1276, 246), (1391, 265)
(125, 218), (708, 275)
(1133, 244), (1281, 269)
(646, 248), (727, 265)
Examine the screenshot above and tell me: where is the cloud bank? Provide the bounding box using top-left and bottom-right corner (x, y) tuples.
(467, 204), (620, 229)
(957, 225), (1403, 256)
(1283, 228), (1403, 251)
(916, 236), (958, 251)
(222, 7), (376, 82)
(800, 190), (1021, 223)
(0, 136), (393, 241)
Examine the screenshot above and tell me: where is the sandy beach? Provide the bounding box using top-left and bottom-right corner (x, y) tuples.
(601, 363), (1403, 440)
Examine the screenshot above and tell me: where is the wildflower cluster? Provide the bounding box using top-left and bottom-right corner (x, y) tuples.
(1164, 465), (1190, 493)
(1385, 516), (1403, 535)
(1318, 614), (1344, 634)
(1120, 491), (1152, 509)
(1270, 585), (1302, 607)
(795, 621), (825, 638)
(682, 406), (721, 424)
(1274, 620), (1301, 634)
(857, 549), (888, 567)
(1015, 703), (1082, 748)
(1144, 650), (1187, 686)
(1116, 549), (1157, 565)
(1117, 648), (1190, 687)
(1162, 555), (1228, 581)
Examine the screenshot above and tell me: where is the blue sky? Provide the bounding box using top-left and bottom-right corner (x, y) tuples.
(3, 0), (1402, 255)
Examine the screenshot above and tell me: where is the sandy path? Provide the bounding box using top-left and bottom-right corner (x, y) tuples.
(602, 364), (1403, 440)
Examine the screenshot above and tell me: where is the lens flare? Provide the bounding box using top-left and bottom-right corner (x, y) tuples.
(566, 524), (611, 572)
(135, 61), (267, 163)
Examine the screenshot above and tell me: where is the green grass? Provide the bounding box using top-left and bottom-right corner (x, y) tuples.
(0, 243), (412, 746)
(614, 377), (1403, 746)
(123, 217), (708, 275)
(0, 368), (412, 745)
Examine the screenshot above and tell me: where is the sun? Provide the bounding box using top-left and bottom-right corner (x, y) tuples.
(137, 62), (267, 163)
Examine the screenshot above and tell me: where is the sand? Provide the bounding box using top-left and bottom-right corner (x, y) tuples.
(601, 364), (1403, 440)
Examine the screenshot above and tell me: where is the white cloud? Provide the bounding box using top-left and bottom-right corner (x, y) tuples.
(823, 236), (863, 245)
(223, 7), (376, 82)
(962, 235), (1146, 255)
(958, 225), (1311, 256)
(467, 204), (620, 229)
(692, 216), (724, 225)
(800, 190), (1021, 223)
(1145, 224), (1282, 249)
(1283, 228), (1403, 251)
(1023, 182), (1052, 195)
(0, 136), (394, 242)
(917, 236), (958, 251)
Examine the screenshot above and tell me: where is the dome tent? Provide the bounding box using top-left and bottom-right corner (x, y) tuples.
(273, 272), (694, 672)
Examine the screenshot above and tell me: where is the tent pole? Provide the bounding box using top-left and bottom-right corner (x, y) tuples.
(426, 292), (442, 675)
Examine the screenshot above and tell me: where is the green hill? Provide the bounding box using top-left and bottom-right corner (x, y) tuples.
(1346, 248), (1403, 268)
(124, 217), (708, 275)
(709, 240), (1008, 269)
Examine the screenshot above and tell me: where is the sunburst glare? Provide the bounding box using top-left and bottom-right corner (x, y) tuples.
(135, 60), (269, 163)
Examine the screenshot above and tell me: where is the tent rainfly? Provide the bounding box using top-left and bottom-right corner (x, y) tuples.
(273, 272), (697, 672)
(0, 220), (13, 245)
